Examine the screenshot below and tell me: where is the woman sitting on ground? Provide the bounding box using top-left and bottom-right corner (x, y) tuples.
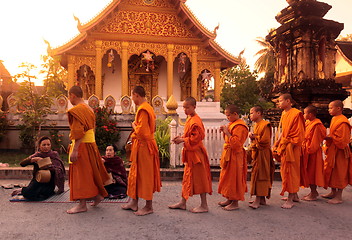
(102, 144), (127, 199)
(12, 136), (66, 201)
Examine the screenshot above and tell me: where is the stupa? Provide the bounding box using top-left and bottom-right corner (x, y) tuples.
(266, 0), (350, 124)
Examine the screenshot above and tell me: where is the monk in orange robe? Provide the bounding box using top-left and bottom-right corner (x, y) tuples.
(168, 97), (212, 213)
(121, 86), (161, 216)
(302, 105), (326, 201)
(67, 86), (110, 214)
(273, 93), (305, 209)
(218, 104), (249, 211)
(248, 106), (275, 209)
(322, 100), (352, 204)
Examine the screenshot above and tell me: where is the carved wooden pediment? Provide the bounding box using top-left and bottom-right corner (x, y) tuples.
(95, 10), (197, 39)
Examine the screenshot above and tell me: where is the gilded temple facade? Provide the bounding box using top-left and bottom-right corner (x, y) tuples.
(52, 0), (239, 103)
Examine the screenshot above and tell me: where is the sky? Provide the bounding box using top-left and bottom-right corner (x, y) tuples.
(0, 0), (352, 85)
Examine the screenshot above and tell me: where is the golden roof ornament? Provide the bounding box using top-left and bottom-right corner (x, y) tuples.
(166, 95), (178, 114)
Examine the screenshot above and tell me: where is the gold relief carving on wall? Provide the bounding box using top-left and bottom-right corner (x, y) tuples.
(76, 40), (95, 52)
(98, 10), (196, 38)
(198, 47), (214, 58)
(102, 41), (122, 54)
(128, 42), (167, 58)
(198, 61), (215, 75)
(174, 44), (192, 57)
(75, 56), (96, 74)
(124, 0), (174, 8)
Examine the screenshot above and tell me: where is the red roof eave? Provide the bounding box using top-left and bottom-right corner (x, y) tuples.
(78, 0), (122, 32)
(52, 32), (88, 56)
(209, 40), (240, 66)
(179, 2), (216, 40)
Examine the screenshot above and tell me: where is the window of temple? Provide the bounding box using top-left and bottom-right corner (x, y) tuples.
(76, 65), (95, 99)
(175, 52), (191, 101)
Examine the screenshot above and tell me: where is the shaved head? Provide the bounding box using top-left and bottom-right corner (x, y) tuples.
(226, 104), (240, 114)
(305, 105), (317, 116)
(251, 105), (263, 115)
(132, 86), (146, 97)
(69, 86), (83, 98)
(280, 93), (294, 103)
(184, 96), (197, 107)
(330, 100), (343, 109)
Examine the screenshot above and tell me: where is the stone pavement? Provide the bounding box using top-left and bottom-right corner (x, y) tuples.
(1, 179), (352, 240)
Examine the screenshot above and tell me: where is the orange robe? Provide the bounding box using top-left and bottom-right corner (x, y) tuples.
(218, 119), (248, 201)
(277, 108), (305, 195)
(302, 118), (326, 187)
(68, 103), (109, 201)
(181, 114), (212, 200)
(324, 114), (352, 189)
(127, 101), (161, 200)
(250, 119), (275, 197)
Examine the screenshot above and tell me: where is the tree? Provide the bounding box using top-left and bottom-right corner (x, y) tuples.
(258, 71), (275, 102)
(40, 55), (67, 97)
(254, 36), (275, 74)
(220, 64), (272, 114)
(254, 32), (276, 102)
(13, 63), (53, 150)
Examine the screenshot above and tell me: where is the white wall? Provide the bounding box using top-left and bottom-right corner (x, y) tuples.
(158, 60), (167, 101)
(102, 51), (122, 100)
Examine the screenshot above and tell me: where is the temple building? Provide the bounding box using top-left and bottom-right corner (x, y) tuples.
(335, 41), (352, 108)
(0, 61), (17, 110)
(52, 0), (239, 105)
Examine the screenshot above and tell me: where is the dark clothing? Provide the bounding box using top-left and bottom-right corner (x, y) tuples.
(102, 156), (127, 197)
(21, 178), (55, 201)
(20, 150), (66, 201)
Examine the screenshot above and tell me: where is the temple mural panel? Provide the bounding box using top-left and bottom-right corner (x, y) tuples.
(97, 10), (196, 38)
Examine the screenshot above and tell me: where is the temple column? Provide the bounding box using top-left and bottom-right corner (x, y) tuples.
(121, 41), (129, 96)
(67, 55), (75, 91)
(191, 45), (198, 99)
(167, 44), (174, 99)
(214, 61), (221, 102)
(95, 40), (103, 99)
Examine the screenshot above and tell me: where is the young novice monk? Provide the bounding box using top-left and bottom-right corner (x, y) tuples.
(169, 97), (212, 213)
(248, 106), (275, 209)
(323, 100), (352, 204)
(302, 105), (326, 201)
(273, 93), (305, 209)
(121, 86), (161, 216)
(218, 104), (249, 211)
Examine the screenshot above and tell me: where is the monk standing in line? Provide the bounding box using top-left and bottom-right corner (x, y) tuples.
(217, 104), (249, 211)
(248, 106), (275, 209)
(322, 100), (352, 204)
(121, 86), (161, 216)
(273, 93), (305, 209)
(301, 105), (326, 201)
(168, 97), (212, 213)
(67, 86), (110, 214)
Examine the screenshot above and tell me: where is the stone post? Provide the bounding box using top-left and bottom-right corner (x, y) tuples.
(167, 44), (174, 99)
(121, 41), (129, 96)
(191, 45), (198, 99)
(67, 55), (75, 91)
(95, 40), (103, 99)
(214, 61), (221, 102)
(169, 119), (177, 168)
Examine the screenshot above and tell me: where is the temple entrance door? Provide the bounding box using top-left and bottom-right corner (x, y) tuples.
(135, 74), (154, 102)
(128, 52), (162, 102)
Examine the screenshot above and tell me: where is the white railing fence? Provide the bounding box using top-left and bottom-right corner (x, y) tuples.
(169, 120), (280, 168)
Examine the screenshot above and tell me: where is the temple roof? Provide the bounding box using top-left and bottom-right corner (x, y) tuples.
(0, 61), (11, 79)
(336, 41), (352, 65)
(52, 0), (239, 67)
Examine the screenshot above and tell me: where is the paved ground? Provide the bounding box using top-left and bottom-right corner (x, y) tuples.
(1, 180), (352, 240)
